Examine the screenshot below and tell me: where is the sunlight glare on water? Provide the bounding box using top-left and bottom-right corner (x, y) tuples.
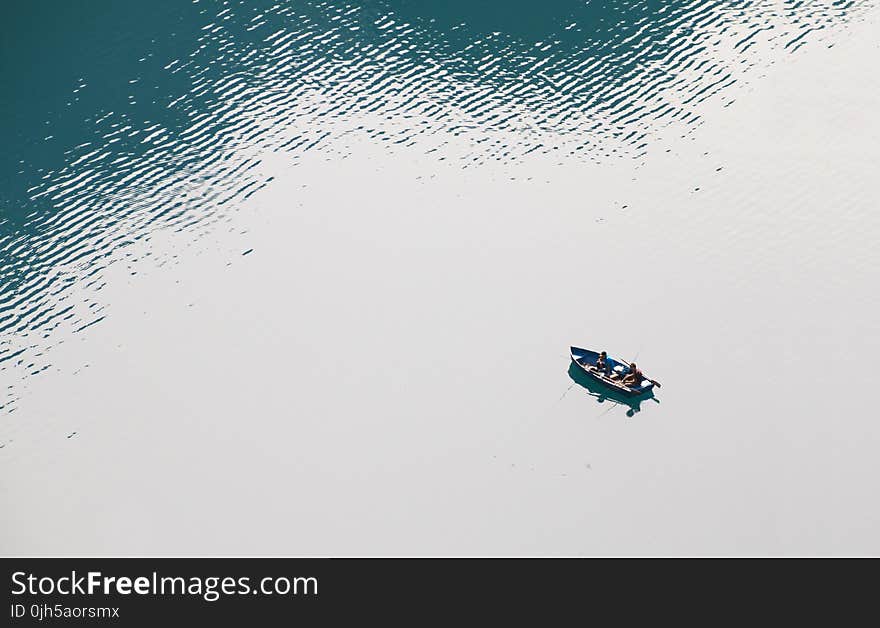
(1, 0), (879, 555)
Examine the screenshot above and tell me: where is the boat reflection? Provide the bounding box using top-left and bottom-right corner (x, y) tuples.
(567, 361), (659, 416)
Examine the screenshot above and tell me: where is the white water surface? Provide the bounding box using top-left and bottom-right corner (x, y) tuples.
(2, 8), (879, 555)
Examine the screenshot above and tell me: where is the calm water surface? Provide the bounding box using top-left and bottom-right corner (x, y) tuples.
(2, 0), (879, 554)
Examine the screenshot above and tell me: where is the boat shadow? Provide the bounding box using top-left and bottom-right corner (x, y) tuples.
(567, 361), (659, 416)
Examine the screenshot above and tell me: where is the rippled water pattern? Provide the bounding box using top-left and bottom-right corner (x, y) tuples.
(0, 0), (872, 412)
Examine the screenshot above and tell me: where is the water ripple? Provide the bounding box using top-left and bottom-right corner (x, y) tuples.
(0, 0), (872, 419)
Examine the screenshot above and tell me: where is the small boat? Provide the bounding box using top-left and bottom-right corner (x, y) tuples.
(566, 362), (652, 415)
(569, 346), (656, 397)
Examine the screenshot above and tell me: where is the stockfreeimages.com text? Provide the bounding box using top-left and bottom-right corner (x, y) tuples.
(11, 571), (318, 602)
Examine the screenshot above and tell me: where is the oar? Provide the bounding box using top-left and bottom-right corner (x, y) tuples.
(620, 359), (662, 388)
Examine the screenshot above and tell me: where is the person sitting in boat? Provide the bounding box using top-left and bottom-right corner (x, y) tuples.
(622, 362), (643, 388)
(591, 351), (609, 375)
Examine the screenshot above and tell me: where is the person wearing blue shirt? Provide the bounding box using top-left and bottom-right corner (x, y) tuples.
(591, 351), (610, 376)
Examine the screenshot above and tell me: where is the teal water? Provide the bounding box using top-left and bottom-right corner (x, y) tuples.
(2, 1), (879, 554)
(1, 1), (869, 384)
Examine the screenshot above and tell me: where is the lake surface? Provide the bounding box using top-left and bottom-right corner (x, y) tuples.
(2, 0), (879, 555)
